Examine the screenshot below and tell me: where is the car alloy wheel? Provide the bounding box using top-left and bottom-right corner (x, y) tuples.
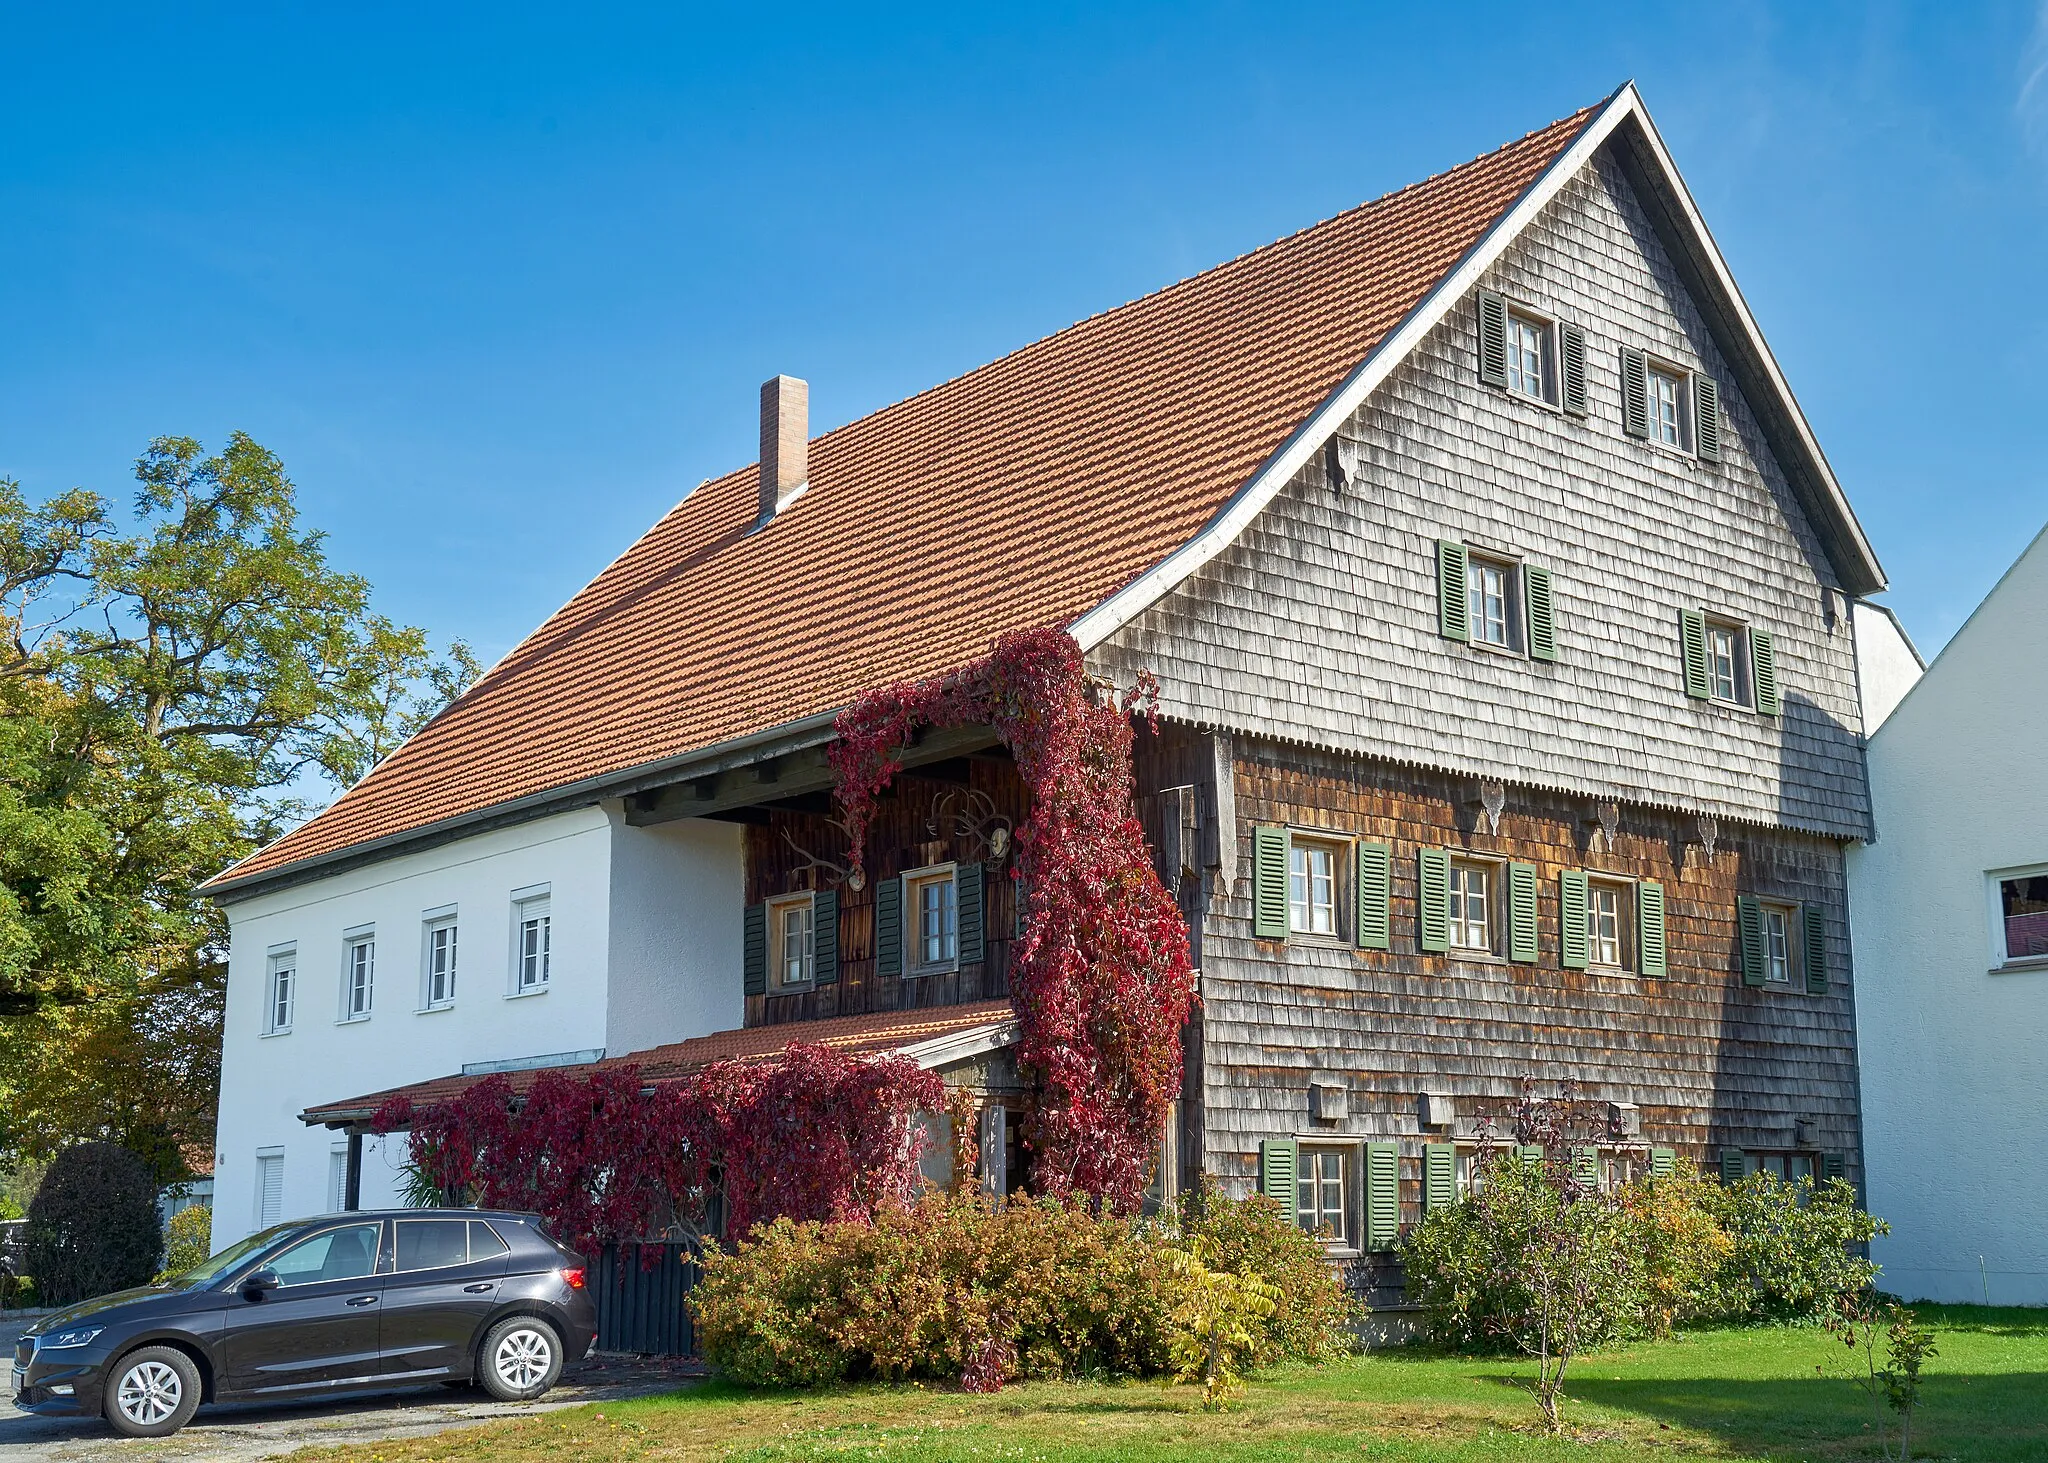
(493, 1327), (554, 1391)
(117, 1359), (183, 1427)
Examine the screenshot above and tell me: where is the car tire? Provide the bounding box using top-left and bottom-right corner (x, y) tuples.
(102, 1345), (202, 1438)
(477, 1316), (563, 1402)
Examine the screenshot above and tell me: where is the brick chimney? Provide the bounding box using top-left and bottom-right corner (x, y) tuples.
(758, 374), (808, 523)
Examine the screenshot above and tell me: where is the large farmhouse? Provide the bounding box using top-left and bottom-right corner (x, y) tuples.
(207, 85), (1908, 1286)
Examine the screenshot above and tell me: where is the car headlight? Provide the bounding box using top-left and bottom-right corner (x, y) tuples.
(38, 1327), (103, 1350)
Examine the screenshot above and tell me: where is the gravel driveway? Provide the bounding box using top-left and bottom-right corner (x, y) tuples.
(0, 1316), (700, 1461)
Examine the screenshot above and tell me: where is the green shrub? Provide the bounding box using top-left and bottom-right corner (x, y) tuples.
(155, 1205), (214, 1282)
(1177, 1181), (1358, 1365)
(0, 1274), (37, 1309)
(1615, 1162), (1734, 1335)
(22, 1144), (163, 1306)
(1701, 1173), (1883, 1323)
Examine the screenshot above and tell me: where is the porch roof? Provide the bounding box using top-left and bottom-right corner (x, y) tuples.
(299, 999), (1018, 1129)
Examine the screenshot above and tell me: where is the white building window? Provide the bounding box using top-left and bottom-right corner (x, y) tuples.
(1994, 869), (2048, 968)
(1467, 556), (1515, 648)
(1448, 859), (1496, 953)
(905, 866), (957, 973)
(421, 911), (458, 1010)
(511, 890), (552, 994)
(1296, 1146), (1351, 1245)
(264, 947), (296, 1034)
(769, 892), (815, 989)
(340, 929), (375, 1021)
(1506, 311), (1550, 402)
(1648, 363), (1686, 447)
(1587, 879), (1634, 969)
(1288, 838), (1341, 937)
(1705, 620), (1752, 706)
(328, 1145), (349, 1213)
(255, 1149), (284, 1230)
(1762, 902), (1798, 985)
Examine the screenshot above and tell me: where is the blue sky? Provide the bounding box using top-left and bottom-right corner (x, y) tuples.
(4, 2), (2045, 668)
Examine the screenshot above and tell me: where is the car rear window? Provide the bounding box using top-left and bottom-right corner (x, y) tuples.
(469, 1220), (510, 1259)
(394, 1219), (470, 1271)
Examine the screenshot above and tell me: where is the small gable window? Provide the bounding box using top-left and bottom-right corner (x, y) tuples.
(1467, 553), (1516, 649)
(1506, 311), (1549, 402)
(1648, 363), (1686, 447)
(1707, 621), (1747, 705)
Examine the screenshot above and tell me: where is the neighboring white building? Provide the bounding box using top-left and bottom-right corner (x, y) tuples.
(1850, 600), (1924, 734)
(1850, 524), (2048, 1305)
(209, 805), (742, 1248)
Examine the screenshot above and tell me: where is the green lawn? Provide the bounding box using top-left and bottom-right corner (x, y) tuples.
(296, 1307), (2048, 1462)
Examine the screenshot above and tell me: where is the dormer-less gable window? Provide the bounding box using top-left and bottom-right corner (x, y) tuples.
(1476, 290), (1588, 415)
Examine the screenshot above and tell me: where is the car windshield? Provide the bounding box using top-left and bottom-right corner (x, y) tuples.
(162, 1224), (296, 1288)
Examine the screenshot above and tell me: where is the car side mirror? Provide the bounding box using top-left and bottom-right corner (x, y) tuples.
(242, 1267), (280, 1298)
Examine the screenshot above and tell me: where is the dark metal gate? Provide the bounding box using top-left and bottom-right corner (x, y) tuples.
(593, 1241), (701, 1356)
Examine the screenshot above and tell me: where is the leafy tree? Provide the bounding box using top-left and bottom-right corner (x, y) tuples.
(23, 1142), (163, 1305)
(0, 436), (475, 1180)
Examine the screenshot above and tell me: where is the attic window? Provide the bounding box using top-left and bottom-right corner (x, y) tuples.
(1506, 311), (1550, 403)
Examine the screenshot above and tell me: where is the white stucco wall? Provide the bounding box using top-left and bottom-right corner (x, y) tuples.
(1850, 524), (2048, 1304)
(604, 811), (746, 1053)
(1851, 601), (1924, 735)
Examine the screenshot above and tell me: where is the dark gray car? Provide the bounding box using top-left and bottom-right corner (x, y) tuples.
(12, 1209), (597, 1438)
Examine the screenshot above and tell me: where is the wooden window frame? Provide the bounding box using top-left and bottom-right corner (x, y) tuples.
(1585, 877), (1637, 972)
(418, 909), (459, 1012)
(1504, 306), (1556, 406)
(1293, 1140), (1359, 1255)
(1988, 864), (2048, 972)
(1645, 357), (1692, 453)
(1464, 550), (1525, 654)
(1759, 900), (1801, 986)
(1447, 855), (1506, 959)
(1704, 615), (1754, 708)
(767, 891), (817, 991)
(1287, 834), (1348, 941)
(904, 863), (960, 976)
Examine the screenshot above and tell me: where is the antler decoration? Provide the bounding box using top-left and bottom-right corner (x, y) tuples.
(927, 789), (1015, 862)
(781, 814), (866, 892)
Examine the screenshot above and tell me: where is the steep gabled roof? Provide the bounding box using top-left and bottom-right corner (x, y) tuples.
(208, 84), (1882, 897)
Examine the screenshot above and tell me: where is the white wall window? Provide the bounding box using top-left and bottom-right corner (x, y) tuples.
(1762, 902), (1799, 985)
(1704, 619), (1754, 707)
(255, 1149), (284, 1229)
(905, 866), (958, 973)
(340, 928), (375, 1021)
(1448, 859), (1496, 952)
(328, 1144), (349, 1213)
(264, 947), (296, 1035)
(1288, 838), (1341, 936)
(1648, 363), (1686, 447)
(1587, 879), (1635, 969)
(1506, 311), (1550, 402)
(1467, 556), (1515, 648)
(1994, 869), (2048, 967)
(420, 910), (458, 1010)
(1296, 1146), (1351, 1244)
(511, 888), (552, 994)
(769, 892), (815, 989)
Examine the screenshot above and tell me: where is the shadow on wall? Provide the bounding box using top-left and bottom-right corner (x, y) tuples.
(1776, 688), (1871, 839)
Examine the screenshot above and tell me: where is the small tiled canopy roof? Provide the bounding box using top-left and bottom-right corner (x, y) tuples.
(210, 104), (1600, 893)
(300, 999), (1015, 1128)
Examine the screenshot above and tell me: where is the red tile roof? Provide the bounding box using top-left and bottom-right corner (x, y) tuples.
(215, 106), (1598, 891)
(300, 1000), (1015, 1127)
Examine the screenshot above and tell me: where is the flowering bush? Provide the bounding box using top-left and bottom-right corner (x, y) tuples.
(375, 1042), (942, 1253)
(831, 628), (1194, 1210)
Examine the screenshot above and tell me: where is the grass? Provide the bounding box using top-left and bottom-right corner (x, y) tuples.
(293, 1306), (2048, 1462)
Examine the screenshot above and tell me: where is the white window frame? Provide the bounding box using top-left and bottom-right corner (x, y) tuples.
(1287, 834), (1346, 939)
(904, 864), (959, 976)
(1988, 863), (2048, 972)
(339, 927), (375, 1023)
(768, 891), (816, 991)
(1761, 901), (1800, 986)
(1447, 857), (1501, 956)
(1586, 877), (1636, 971)
(1295, 1143), (1356, 1250)
(263, 944), (296, 1036)
(419, 906), (458, 1012)
(1505, 307), (1555, 405)
(254, 1147), (285, 1230)
(509, 885), (552, 997)
(1704, 616), (1753, 708)
(1646, 359), (1690, 451)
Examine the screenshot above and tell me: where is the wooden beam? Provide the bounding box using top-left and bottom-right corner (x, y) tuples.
(622, 726), (1001, 827)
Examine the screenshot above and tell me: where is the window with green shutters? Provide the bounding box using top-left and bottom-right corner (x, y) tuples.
(1637, 879), (1667, 978)
(875, 875), (903, 978)
(1680, 609), (1712, 700)
(1736, 895), (1766, 986)
(1822, 1152), (1846, 1181)
(1252, 825), (1290, 940)
(1365, 1142), (1400, 1251)
(1525, 565), (1558, 661)
(1559, 869), (1591, 970)
(1719, 1148), (1747, 1185)
(1650, 1147), (1676, 1179)
(1260, 1139), (1297, 1208)
(1620, 346), (1651, 438)
(1516, 1144), (1547, 1169)
(1693, 374), (1722, 462)
(1356, 841), (1391, 951)
(1803, 905), (1828, 994)
(1423, 1143), (1457, 1213)
(1417, 847), (1452, 954)
(1508, 862), (1539, 963)
(1750, 627), (1781, 716)
(1475, 289), (1509, 388)
(1559, 324), (1588, 415)
(814, 889), (840, 986)
(1573, 1146), (1602, 1189)
(742, 902), (768, 996)
(956, 862), (986, 966)
(1436, 540), (1470, 643)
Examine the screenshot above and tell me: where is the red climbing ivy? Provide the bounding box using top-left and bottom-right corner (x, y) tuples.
(829, 627), (1196, 1211)
(372, 1042), (941, 1254)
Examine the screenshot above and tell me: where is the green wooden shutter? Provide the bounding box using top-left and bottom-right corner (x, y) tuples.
(1559, 869), (1590, 970)
(1423, 1143), (1457, 1213)
(956, 862), (985, 965)
(1803, 904), (1828, 994)
(814, 889), (840, 986)
(1573, 1146), (1602, 1188)
(1719, 1147), (1747, 1185)
(1693, 373), (1721, 462)
(1437, 540), (1470, 642)
(1516, 1144), (1547, 1169)
(1680, 609), (1711, 699)
(1650, 1147), (1676, 1179)
(742, 902), (768, 996)
(1620, 346), (1650, 438)
(1253, 825), (1290, 940)
(1559, 324), (1588, 415)
(1260, 1139), (1298, 1211)
(1356, 841), (1391, 951)
(1524, 565), (1557, 662)
(1637, 879), (1668, 978)
(1822, 1152), (1846, 1182)
(875, 876), (903, 978)
(1476, 289), (1509, 387)
(1417, 847), (1451, 954)
(1737, 895), (1765, 986)
(1751, 627), (1781, 716)
(1366, 1143), (1400, 1250)
(1508, 862), (1538, 963)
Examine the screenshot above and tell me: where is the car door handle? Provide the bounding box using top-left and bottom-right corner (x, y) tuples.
(346, 1295), (378, 1306)
(463, 1283), (495, 1293)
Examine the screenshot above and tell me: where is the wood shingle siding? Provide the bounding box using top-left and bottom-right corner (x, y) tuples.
(1090, 151), (1870, 842)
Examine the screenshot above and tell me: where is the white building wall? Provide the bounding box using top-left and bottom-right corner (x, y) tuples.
(604, 811), (746, 1054)
(1851, 601), (1924, 735)
(212, 808), (616, 1249)
(1850, 525), (2048, 1304)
